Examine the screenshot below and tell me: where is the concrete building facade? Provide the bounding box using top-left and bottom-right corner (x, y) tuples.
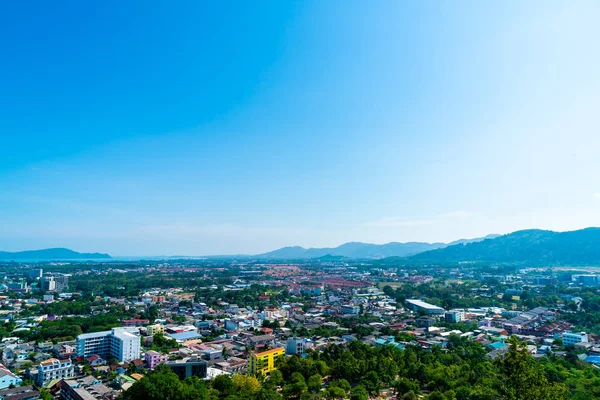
(76, 328), (141, 362)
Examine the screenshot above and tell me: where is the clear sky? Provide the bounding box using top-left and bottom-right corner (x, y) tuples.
(1, 1), (600, 256)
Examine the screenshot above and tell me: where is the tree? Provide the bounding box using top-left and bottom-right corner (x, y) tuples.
(350, 385), (369, 400)
(495, 337), (568, 400)
(39, 389), (53, 400)
(326, 386), (347, 399)
(360, 371), (381, 395)
(282, 382), (308, 399)
(263, 369), (284, 390)
(232, 374), (261, 394)
(255, 389), (284, 400)
(212, 374), (236, 397)
(122, 364), (209, 400)
(290, 372), (306, 385)
(330, 379), (350, 393)
(394, 377), (420, 396)
(307, 374), (322, 392)
(427, 392), (446, 400)
(383, 285), (395, 298)
(401, 393), (418, 400)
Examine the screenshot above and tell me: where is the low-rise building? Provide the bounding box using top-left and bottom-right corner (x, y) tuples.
(146, 324), (165, 336)
(406, 299), (445, 315)
(286, 337), (304, 355)
(144, 350), (167, 370)
(0, 363), (22, 389)
(445, 311), (465, 323)
(340, 305), (360, 315)
(0, 385), (40, 400)
(563, 332), (589, 346)
(248, 347), (285, 375)
(165, 357), (208, 379)
(36, 358), (74, 387)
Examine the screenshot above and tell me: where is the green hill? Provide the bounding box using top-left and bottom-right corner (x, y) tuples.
(408, 228), (600, 265)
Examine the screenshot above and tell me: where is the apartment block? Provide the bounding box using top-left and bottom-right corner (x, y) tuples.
(248, 347), (285, 375)
(36, 358), (74, 387)
(144, 350), (167, 370)
(76, 328), (141, 362)
(286, 337), (304, 355)
(563, 332), (589, 346)
(146, 324), (165, 336)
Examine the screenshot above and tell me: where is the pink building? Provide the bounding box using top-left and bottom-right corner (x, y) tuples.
(144, 350), (167, 370)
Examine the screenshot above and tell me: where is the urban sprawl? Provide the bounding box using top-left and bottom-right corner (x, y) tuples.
(0, 260), (599, 399)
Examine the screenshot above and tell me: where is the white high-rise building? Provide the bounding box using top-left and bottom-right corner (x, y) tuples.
(77, 328), (141, 362)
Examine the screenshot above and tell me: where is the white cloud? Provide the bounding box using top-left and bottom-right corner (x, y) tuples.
(364, 217), (430, 228)
(444, 210), (474, 218)
(594, 193), (600, 200)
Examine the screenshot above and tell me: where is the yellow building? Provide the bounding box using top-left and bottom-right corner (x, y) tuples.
(249, 347), (285, 375)
(147, 324), (165, 336)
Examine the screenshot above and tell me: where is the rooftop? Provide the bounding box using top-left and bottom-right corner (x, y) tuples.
(406, 299), (445, 310)
(254, 347), (285, 357)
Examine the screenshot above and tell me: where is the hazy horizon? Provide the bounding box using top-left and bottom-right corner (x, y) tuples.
(2, 1), (600, 256)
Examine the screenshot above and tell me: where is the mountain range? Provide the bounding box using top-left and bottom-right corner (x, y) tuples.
(0, 248), (111, 260)
(4, 227), (600, 265)
(257, 234), (499, 259)
(408, 228), (600, 265)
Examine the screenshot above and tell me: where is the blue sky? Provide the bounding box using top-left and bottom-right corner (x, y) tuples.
(1, 1), (600, 255)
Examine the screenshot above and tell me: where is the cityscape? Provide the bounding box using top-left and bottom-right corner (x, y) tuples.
(0, 249), (599, 399)
(2, 1), (600, 399)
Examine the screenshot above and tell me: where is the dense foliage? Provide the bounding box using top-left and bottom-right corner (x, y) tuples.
(124, 337), (599, 400)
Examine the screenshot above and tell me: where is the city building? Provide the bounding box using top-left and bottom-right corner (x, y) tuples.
(563, 332), (589, 346)
(146, 324), (165, 336)
(76, 328), (141, 362)
(286, 337), (304, 355)
(61, 378), (116, 400)
(144, 350), (167, 370)
(0, 385), (40, 400)
(340, 304), (360, 315)
(28, 269), (43, 279)
(0, 363), (22, 389)
(406, 299), (445, 315)
(42, 274), (69, 292)
(445, 311), (465, 323)
(165, 357), (208, 379)
(6, 281), (29, 294)
(578, 275), (598, 287)
(121, 319), (149, 327)
(42, 277), (56, 292)
(248, 347), (285, 375)
(36, 358), (74, 387)
(416, 316), (436, 328)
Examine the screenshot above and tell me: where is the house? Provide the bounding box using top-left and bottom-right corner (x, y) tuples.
(130, 358), (144, 370)
(0, 363), (22, 389)
(0, 385), (40, 400)
(87, 355), (106, 367)
(248, 334), (276, 347)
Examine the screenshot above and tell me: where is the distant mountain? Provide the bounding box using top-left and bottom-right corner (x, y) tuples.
(409, 228), (600, 265)
(448, 234), (500, 246)
(257, 236), (496, 260)
(0, 248), (111, 260)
